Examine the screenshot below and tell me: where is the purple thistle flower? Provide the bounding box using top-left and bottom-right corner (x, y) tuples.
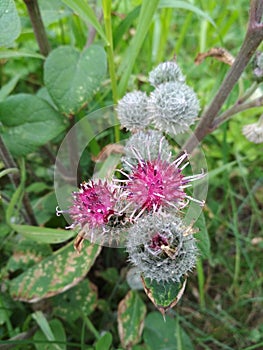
(119, 146), (205, 219)
(67, 180), (117, 229)
(56, 180), (131, 247)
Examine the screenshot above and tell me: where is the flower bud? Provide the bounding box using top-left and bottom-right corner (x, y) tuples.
(116, 91), (150, 131)
(149, 61), (185, 87)
(122, 130), (171, 171)
(148, 82), (200, 134)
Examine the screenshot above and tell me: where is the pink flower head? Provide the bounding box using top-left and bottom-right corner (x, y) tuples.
(127, 158), (186, 211)
(120, 148), (205, 219)
(148, 233), (169, 251)
(57, 180), (117, 229)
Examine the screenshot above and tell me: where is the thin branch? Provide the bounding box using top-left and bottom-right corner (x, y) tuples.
(23, 0), (50, 56)
(85, 10), (103, 48)
(212, 95), (263, 129)
(182, 0), (263, 153)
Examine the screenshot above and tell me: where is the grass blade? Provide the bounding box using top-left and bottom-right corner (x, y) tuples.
(158, 0), (216, 27)
(61, 0), (108, 44)
(117, 0), (160, 96)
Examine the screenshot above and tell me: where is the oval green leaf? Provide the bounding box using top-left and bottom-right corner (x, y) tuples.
(44, 45), (107, 115)
(143, 312), (194, 350)
(9, 240), (101, 302)
(0, 94), (67, 156)
(0, 0), (21, 47)
(142, 276), (187, 315)
(11, 224), (74, 244)
(117, 290), (146, 349)
(95, 332), (113, 350)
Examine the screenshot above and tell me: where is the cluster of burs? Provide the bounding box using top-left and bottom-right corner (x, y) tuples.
(64, 61), (204, 284)
(116, 61), (202, 283)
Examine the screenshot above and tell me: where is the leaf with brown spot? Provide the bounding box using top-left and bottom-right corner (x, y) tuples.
(52, 279), (97, 321)
(6, 239), (52, 273)
(117, 290), (146, 349)
(195, 47), (234, 66)
(9, 240), (101, 303)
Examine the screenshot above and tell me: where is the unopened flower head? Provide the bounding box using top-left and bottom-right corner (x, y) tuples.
(253, 51), (263, 82)
(148, 81), (200, 135)
(242, 114), (263, 144)
(122, 130), (171, 171)
(126, 213), (198, 282)
(56, 180), (131, 247)
(117, 143), (205, 220)
(149, 61), (185, 87)
(116, 91), (150, 131)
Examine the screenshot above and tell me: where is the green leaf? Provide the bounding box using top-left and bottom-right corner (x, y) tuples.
(96, 267), (119, 285)
(61, 0), (108, 43)
(33, 316), (66, 350)
(95, 332), (112, 350)
(6, 239), (52, 273)
(53, 279), (97, 321)
(32, 191), (60, 225)
(117, 0), (159, 96)
(9, 240), (101, 302)
(5, 158), (26, 224)
(44, 45), (107, 115)
(113, 6), (141, 47)
(158, 0), (216, 27)
(0, 94), (67, 156)
(0, 50), (44, 60)
(0, 75), (21, 102)
(0, 0), (21, 47)
(195, 212), (210, 259)
(38, 0), (71, 26)
(33, 311), (57, 343)
(0, 167), (18, 178)
(142, 276), (187, 315)
(117, 290), (146, 349)
(11, 224), (74, 244)
(143, 312), (194, 350)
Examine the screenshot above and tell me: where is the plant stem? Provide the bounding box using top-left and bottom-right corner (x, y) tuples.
(0, 136), (37, 225)
(212, 95), (263, 129)
(85, 10), (103, 48)
(102, 0), (120, 142)
(183, 0), (263, 153)
(23, 0), (50, 56)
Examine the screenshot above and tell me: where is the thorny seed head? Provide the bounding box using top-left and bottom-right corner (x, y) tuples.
(149, 61), (185, 87)
(242, 114), (263, 144)
(116, 91), (150, 131)
(148, 81), (200, 135)
(126, 213), (198, 283)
